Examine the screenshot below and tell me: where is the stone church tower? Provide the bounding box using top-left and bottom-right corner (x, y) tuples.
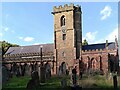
(52, 4), (82, 74)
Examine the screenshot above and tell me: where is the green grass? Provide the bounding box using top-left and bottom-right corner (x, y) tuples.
(79, 75), (120, 89)
(2, 74), (120, 89)
(2, 76), (31, 88)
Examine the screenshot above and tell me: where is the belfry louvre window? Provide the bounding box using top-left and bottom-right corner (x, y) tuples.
(61, 16), (65, 26)
(63, 34), (66, 40)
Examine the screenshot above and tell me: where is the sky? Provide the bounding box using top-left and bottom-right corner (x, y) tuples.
(1, 2), (119, 46)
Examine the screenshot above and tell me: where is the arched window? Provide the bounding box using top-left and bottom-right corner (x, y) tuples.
(61, 16), (65, 26)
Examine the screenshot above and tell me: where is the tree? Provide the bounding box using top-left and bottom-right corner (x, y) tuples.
(82, 39), (88, 46)
(0, 41), (19, 55)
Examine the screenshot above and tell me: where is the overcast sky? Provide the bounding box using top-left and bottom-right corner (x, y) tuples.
(1, 2), (118, 46)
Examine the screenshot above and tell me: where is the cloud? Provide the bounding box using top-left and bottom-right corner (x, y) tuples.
(100, 5), (112, 20)
(24, 37), (34, 42)
(94, 26), (118, 44)
(83, 31), (98, 44)
(18, 36), (34, 42)
(33, 43), (40, 45)
(105, 27), (118, 42)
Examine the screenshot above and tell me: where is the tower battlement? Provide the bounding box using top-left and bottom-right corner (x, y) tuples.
(52, 3), (81, 14)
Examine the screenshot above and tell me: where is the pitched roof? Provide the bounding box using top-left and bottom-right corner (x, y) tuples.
(5, 42), (116, 55)
(5, 44), (54, 55)
(82, 42), (115, 51)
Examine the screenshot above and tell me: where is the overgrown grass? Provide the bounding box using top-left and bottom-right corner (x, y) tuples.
(2, 74), (120, 89)
(79, 75), (120, 89)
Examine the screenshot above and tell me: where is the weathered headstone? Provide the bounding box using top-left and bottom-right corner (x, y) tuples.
(113, 72), (118, 90)
(16, 64), (20, 77)
(72, 66), (77, 87)
(58, 66), (62, 77)
(2, 65), (9, 84)
(21, 64), (25, 76)
(26, 71), (40, 90)
(62, 62), (66, 75)
(45, 62), (51, 79)
(12, 63), (17, 75)
(40, 62), (45, 83)
(25, 64), (31, 76)
(38, 65), (41, 78)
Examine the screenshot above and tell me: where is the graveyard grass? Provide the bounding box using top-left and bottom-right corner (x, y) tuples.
(2, 75), (120, 89)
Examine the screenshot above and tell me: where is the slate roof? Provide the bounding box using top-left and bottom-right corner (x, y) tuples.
(5, 44), (54, 55)
(5, 42), (116, 55)
(82, 42), (115, 51)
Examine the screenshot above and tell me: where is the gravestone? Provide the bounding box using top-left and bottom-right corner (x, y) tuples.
(16, 64), (20, 77)
(112, 72), (118, 90)
(38, 65), (41, 78)
(34, 63), (39, 71)
(58, 66), (62, 77)
(31, 63), (35, 73)
(72, 67), (77, 87)
(60, 62), (67, 87)
(2, 65), (9, 84)
(21, 64), (25, 76)
(45, 62), (51, 79)
(29, 63), (32, 74)
(25, 64), (31, 76)
(12, 63), (17, 75)
(61, 62), (66, 75)
(40, 62), (45, 83)
(26, 71), (40, 90)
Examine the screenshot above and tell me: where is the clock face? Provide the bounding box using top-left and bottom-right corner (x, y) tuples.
(61, 26), (66, 34)
(62, 28), (66, 33)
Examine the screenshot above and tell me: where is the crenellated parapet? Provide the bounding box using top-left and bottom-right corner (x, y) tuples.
(52, 3), (81, 14)
(82, 48), (115, 54)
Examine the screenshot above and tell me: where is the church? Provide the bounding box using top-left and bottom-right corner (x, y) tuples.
(3, 4), (119, 76)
